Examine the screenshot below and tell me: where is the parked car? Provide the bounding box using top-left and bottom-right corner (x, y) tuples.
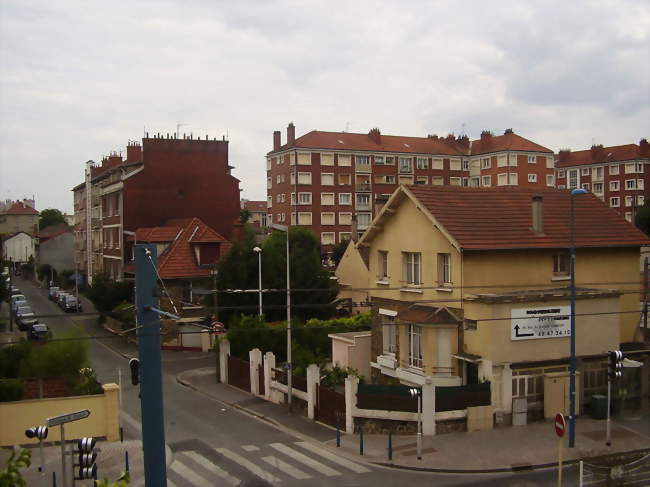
(29, 323), (50, 341)
(62, 295), (82, 312)
(18, 313), (38, 331)
(11, 295), (27, 313)
(57, 292), (68, 308)
(51, 289), (63, 303)
(10, 286), (21, 295)
(48, 286), (60, 301)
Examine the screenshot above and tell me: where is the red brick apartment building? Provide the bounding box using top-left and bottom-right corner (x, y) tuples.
(266, 123), (555, 256)
(73, 134), (240, 282)
(555, 139), (650, 222)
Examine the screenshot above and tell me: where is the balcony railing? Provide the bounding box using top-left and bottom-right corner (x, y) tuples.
(355, 183), (371, 192)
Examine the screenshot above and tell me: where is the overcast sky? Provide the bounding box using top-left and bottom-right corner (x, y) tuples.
(1, 0), (648, 213)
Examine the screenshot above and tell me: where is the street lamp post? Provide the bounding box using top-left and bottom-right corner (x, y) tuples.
(409, 387), (422, 460)
(569, 188), (587, 448)
(269, 223), (292, 409)
(253, 247), (262, 317)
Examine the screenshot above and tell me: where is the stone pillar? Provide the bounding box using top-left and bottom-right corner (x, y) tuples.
(249, 348), (262, 395)
(422, 376), (435, 436)
(306, 364), (320, 420)
(501, 364), (513, 414)
(200, 330), (211, 352)
(264, 352), (275, 401)
(219, 339), (230, 384)
(345, 376), (359, 434)
(102, 383), (120, 441)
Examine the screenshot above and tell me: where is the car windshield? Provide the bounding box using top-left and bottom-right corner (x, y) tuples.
(32, 325), (48, 333)
(18, 307), (33, 314)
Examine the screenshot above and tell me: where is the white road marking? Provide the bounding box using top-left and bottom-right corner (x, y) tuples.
(121, 410), (142, 434)
(182, 451), (241, 486)
(270, 443), (341, 476)
(216, 447), (282, 483)
(170, 460), (212, 486)
(241, 444), (259, 452)
(295, 441), (371, 473)
(262, 455), (311, 480)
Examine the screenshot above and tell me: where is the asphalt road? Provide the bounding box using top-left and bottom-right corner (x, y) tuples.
(15, 276), (581, 486)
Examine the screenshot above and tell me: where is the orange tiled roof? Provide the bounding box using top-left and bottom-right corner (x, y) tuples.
(555, 144), (646, 168)
(269, 130), (464, 156)
(404, 185), (650, 250)
(2, 201), (38, 215)
(135, 217), (229, 279)
(470, 132), (552, 155)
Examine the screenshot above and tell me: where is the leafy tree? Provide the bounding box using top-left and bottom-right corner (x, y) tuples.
(635, 201), (650, 236)
(0, 448), (31, 487)
(38, 208), (66, 230)
(330, 238), (350, 267)
(240, 208), (251, 223)
(92, 471), (130, 487)
(85, 273), (133, 313)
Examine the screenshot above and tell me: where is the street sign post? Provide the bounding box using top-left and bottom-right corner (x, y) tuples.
(46, 409), (91, 487)
(555, 413), (566, 487)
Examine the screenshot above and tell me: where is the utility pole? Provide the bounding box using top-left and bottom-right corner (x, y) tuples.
(135, 244), (167, 486)
(9, 258), (13, 332)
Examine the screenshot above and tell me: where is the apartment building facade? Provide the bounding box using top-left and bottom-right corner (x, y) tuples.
(555, 139), (650, 222)
(72, 134), (240, 283)
(266, 124), (556, 257)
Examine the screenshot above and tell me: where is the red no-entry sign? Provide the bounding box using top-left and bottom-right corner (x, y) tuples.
(555, 413), (566, 438)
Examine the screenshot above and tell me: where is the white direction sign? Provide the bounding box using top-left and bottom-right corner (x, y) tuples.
(511, 306), (570, 341)
(47, 409), (90, 427)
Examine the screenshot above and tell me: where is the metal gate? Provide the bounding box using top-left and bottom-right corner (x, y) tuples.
(315, 384), (345, 429)
(227, 355), (251, 392)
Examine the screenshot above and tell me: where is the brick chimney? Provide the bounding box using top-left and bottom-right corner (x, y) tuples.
(591, 144), (605, 161)
(126, 141), (142, 163)
(456, 135), (470, 149)
(531, 195), (544, 236)
(446, 133), (456, 144)
(368, 128), (381, 144)
(558, 149), (571, 163)
(273, 130), (281, 151)
(287, 122), (295, 145)
(480, 130), (492, 149)
(640, 138), (649, 158)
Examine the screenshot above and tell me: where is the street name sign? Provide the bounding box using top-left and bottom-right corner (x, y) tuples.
(555, 413), (566, 438)
(47, 409), (90, 427)
(511, 306), (570, 341)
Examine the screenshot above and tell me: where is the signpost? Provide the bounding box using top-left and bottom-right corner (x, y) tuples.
(511, 306), (571, 341)
(47, 410), (91, 487)
(555, 413), (566, 487)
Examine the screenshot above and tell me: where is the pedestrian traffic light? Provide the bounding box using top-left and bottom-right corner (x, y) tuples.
(76, 437), (97, 480)
(25, 426), (48, 440)
(129, 357), (140, 385)
(608, 350), (624, 380)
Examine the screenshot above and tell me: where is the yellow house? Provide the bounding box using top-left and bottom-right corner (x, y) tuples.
(351, 185), (649, 422)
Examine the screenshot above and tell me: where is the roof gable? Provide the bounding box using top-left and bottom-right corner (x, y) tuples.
(470, 132), (552, 155)
(555, 143), (646, 168)
(2, 201), (38, 215)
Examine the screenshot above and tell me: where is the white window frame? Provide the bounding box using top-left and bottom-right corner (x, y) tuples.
(609, 164), (619, 175)
(297, 152), (311, 165)
(338, 154), (351, 167)
(625, 195), (634, 207)
(497, 173), (508, 186)
(449, 177), (461, 186)
(338, 212), (352, 225)
(557, 169), (565, 178)
(321, 153), (334, 166)
(408, 324), (423, 369)
(381, 311), (396, 355)
(437, 253), (451, 287)
(297, 192), (312, 205)
(610, 197), (620, 208)
(432, 158), (443, 170)
(321, 173), (334, 186)
(593, 182), (604, 195)
(321, 232), (335, 245)
(403, 252), (422, 286)
(339, 193), (352, 205)
(481, 157), (491, 169)
(482, 175), (491, 187)
(416, 157), (428, 169)
(321, 193), (335, 206)
(449, 158), (461, 171)
(297, 172), (311, 185)
(528, 155), (537, 164)
(626, 179), (637, 190)
(297, 212), (312, 225)
(399, 157), (413, 173)
(321, 212), (335, 225)
(528, 174), (537, 183)
(609, 181), (619, 191)
(581, 167), (590, 176)
(546, 175), (555, 187)
(378, 250), (389, 281)
(374, 155), (385, 165)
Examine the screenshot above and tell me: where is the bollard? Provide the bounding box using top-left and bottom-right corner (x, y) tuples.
(359, 428), (364, 456)
(52, 471), (57, 487)
(125, 451), (130, 472)
(336, 423), (341, 448)
(388, 431), (393, 461)
(120, 426), (124, 443)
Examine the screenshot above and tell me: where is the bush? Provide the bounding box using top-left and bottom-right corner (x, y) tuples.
(0, 343), (30, 378)
(70, 368), (103, 396)
(85, 273), (133, 313)
(0, 379), (24, 402)
(18, 329), (90, 380)
(111, 302), (136, 331)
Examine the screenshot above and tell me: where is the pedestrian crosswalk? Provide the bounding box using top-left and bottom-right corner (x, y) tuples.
(166, 440), (370, 486)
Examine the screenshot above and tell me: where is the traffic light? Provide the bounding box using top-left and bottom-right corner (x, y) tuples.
(129, 358), (140, 385)
(25, 426), (48, 440)
(608, 350), (624, 380)
(76, 437), (97, 480)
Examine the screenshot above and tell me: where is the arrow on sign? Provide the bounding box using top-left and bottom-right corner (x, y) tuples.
(514, 325), (534, 338)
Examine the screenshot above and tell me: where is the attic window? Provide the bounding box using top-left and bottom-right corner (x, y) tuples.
(338, 140), (344, 144)
(188, 226), (199, 241)
(403, 143), (410, 148)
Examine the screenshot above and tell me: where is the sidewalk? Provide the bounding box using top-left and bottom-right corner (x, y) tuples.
(178, 367), (650, 473)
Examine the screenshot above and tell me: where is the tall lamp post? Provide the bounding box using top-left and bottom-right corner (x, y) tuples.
(409, 387), (422, 460)
(269, 223), (292, 409)
(569, 187), (587, 448)
(253, 247), (262, 317)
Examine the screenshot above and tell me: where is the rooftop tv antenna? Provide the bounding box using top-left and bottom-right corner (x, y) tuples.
(177, 122), (189, 138)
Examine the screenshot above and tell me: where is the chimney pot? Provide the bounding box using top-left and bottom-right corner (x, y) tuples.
(287, 123), (295, 145)
(640, 138), (649, 158)
(273, 130), (281, 151)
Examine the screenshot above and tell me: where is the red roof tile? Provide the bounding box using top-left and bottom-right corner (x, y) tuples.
(555, 143), (647, 168)
(269, 130), (464, 156)
(134, 217), (229, 279)
(470, 132), (552, 155)
(403, 185), (650, 250)
(2, 201), (38, 215)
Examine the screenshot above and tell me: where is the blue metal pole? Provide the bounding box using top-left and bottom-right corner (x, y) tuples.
(135, 244), (167, 485)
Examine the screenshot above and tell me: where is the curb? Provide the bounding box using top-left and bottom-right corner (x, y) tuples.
(175, 370), (650, 475)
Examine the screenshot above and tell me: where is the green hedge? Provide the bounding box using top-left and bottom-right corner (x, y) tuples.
(0, 380), (24, 402)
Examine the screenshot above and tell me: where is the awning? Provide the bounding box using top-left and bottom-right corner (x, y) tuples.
(452, 352), (482, 363)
